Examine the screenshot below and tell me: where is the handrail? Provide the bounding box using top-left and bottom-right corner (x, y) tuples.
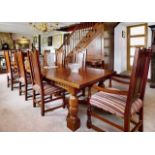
(57, 24), (80, 51)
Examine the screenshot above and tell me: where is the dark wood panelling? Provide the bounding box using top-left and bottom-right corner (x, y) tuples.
(87, 34), (103, 60)
(149, 25), (155, 88)
(86, 23), (115, 70)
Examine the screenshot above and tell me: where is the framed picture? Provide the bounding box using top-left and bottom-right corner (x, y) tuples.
(122, 31), (126, 38)
(48, 36), (53, 46)
(33, 35), (39, 49)
(33, 36), (38, 44)
(63, 33), (70, 45)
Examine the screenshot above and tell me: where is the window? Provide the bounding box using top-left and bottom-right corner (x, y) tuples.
(127, 24), (147, 70)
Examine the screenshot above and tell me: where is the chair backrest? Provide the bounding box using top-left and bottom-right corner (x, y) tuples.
(12, 51), (18, 68)
(43, 50), (55, 66)
(125, 48), (152, 114)
(55, 49), (65, 67)
(75, 49), (87, 68)
(4, 50), (11, 74)
(29, 50), (43, 90)
(16, 51), (26, 83)
(27, 50), (34, 84)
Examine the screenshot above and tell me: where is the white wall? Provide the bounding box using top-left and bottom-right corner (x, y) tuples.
(12, 31), (66, 54)
(114, 23), (127, 73)
(41, 31), (65, 54)
(114, 22), (154, 78)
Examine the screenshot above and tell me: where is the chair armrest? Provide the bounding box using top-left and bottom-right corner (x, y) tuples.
(110, 75), (130, 85)
(92, 84), (128, 96)
(114, 74), (130, 79)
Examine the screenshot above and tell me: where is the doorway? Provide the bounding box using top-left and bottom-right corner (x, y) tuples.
(127, 23), (147, 71)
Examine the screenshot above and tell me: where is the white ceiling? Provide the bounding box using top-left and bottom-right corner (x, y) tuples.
(121, 22), (145, 26)
(121, 22), (155, 26)
(0, 22), (77, 35)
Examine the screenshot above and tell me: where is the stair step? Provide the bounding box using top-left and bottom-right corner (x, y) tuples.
(57, 23), (104, 63)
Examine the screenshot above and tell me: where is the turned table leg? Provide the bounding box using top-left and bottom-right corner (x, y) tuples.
(67, 93), (80, 131)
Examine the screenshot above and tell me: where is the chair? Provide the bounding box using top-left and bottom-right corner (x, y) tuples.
(75, 49), (87, 96)
(4, 50), (19, 90)
(87, 48), (152, 132)
(55, 49), (66, 67)
(107, 73), (130, 90)
(11, 51), (19, 69)
(74, 49), (87, 68)
(43, 50), (55, 67)
(28, 50), (66, 116)
(16, 50), (32, 101)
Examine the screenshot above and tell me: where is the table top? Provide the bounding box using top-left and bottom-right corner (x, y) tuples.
(42, 67), (114, 89)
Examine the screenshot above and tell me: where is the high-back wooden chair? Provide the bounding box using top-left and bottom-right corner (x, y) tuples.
(87, 48), (152, 132)
(27, 50), (34, 85)
(29, 50), (66, 116)
(4, 50), (19, 90)
(12, 51), (19, 69)
(74, 49), (87, 96)
(103, 73), (131, 92)
(74, 49), (87, 68)
(55, 49), (66, 67)
(43, 50), (55, 67)
(16, 51), (32, 101)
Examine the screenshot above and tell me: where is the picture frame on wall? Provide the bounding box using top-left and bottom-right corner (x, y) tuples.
(122, 31), (126, 38)
(63, 33), (70, 45)
(48, 36), (53, 46)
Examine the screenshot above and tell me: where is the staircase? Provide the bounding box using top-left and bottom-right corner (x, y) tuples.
(57, 22), (104, 64)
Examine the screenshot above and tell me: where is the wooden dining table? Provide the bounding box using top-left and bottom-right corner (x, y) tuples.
(41, 66), (114, 131)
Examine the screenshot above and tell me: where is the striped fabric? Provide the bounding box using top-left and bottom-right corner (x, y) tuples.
(8, 71), (18, 80)
(19, 73), (31, 84)
(19, 76), (31, 84)
(43, 83), (64, 95)
(90, 91), (143, 118)
(13, 72), (19, 79)
(33, 82), (64, 95)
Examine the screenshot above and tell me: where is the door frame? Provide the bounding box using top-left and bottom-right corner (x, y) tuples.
(127, 23), (148, 71)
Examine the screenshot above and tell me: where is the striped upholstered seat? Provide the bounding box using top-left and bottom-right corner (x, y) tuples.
(43, 83), (64, 95)
(90, 91), (143, 118)
(33, 82), (64, 96)
(19, 74), (31, 84)
(8, 71), (18, 80)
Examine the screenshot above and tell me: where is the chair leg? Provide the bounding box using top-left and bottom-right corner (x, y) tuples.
(41, 95), (45, 116)
(25, 84), (28, 101)
(11, 78), (13, 91)
(139, 108), (144, 132)
(62, 92), (66, 108)
(50, 95), (52, 100)
(98, 80), (105, 87)
(109, 78), (112, 88)
(19, 82), (22, 95)
(87, 104), (92, 129)
(124, 117), (130, 132)
(33, 90), (36, 107)
(7, 76), (9, 87)
(82, 88), (85, 96)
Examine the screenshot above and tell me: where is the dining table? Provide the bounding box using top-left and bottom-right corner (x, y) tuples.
(41, 66), (114, 131)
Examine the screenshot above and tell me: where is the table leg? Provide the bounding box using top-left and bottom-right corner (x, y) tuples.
(67, 94), (80, 131)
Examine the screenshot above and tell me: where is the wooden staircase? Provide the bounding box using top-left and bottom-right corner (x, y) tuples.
(56, 22), (104, 64)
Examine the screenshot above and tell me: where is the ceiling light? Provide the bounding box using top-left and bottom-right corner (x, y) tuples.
(29, 22), (59, 33)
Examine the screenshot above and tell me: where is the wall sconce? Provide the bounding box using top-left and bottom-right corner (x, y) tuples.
(122, 31), (126, 38)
